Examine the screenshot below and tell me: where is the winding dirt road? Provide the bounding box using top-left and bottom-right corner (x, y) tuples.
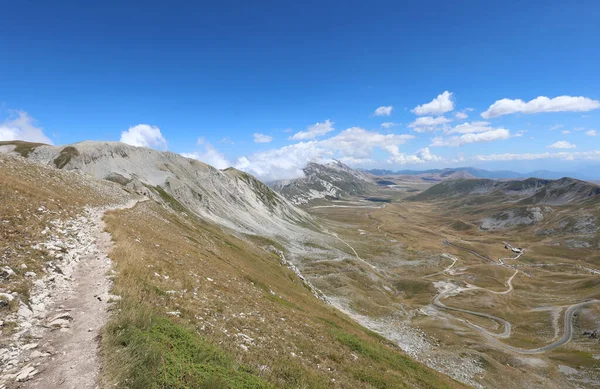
(430, 246), (600, 354)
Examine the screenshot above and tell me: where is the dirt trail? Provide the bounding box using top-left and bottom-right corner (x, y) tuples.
(326, 230), (379, 272)
(15, 199), (142, 389)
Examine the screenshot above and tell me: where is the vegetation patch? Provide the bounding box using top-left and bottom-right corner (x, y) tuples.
(104, 306), (273, 389)
(152, 185), (189, 214)
(53, 146), (80, 169)
(331, 329), (454, 389)
(0, 140), (47, 157)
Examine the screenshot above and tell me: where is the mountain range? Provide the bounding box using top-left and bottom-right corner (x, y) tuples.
(409, 176), (600, 205)
(364, 167), (594, 180)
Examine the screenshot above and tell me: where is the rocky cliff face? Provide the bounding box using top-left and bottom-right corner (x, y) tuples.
(271, 160), (374, 205)
(0, 141), (314, 237)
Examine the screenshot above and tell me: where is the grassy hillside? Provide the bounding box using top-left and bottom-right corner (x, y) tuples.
(101, 199), (466, 388)
(410, 177), (600, 206)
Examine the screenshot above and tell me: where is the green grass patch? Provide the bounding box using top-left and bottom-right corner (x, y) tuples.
(265, 293), (300, 310)
(330, 328), (455, 389)
(104, 306), (273, 389)
(152, 185), (189, 214)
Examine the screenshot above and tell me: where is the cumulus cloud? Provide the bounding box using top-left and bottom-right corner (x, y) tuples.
(408, 116), (451, 132)
(373, 106), (393, 117)
(181, 138), (231, 169)
(253, 133), (273, 143)
(120, 124), (167, 150)
(548, 140), (576, 149)
(381, 122), (398, 129)
(290, 120), (334, 140)
(386, 146), (442, 164)
(475, 150), (600, 162)
(0, 111), (53, 144)
(481, 95), (600, 119)
(455, 108), (472, 120)
(587, 129), (597, 136)
(446, 121), (502, 135)
(431, 129), (511, 147)
(235, 127), (415, 182)
(561, 130), (571, 135)
(411, 91), (454, 116)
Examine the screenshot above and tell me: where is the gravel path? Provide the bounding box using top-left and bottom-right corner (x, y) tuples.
(1, 199), (142, 389)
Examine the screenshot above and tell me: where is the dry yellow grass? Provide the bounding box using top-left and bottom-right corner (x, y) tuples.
(101, 199), (467, 388)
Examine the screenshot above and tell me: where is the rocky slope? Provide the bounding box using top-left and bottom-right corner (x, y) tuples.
(0, 141), (313, 237)
(270, 160), (374, 205)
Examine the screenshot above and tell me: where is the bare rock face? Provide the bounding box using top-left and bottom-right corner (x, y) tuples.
(270, 160), (375, 205)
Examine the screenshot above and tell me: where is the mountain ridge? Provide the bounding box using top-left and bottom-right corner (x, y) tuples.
(364, 166), (584, 180)
(409, 176), (600, 205)
(270, 160), (374, 205)
(0, 140), (314, 237)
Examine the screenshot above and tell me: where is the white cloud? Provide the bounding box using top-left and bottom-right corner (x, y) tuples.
(549, 124), (563, 131)
(408, 116), (451, 132)
(475, 150), (600, 162)
(253, 133), (273, 143)
(385, 145), (442, 164)
(431, 129), (511, 147)
(290, 120), (334, 140)
(446, 121), (500, 135)
(219, 137), (234, 144)
(381, 122), (398, 129)
(481, 95), (600, 119)
(411, 91), (454, 116)
(455, 111), (468, 120)
(587, 129), (597, 136)
(548, 141), (576, 149)
(561, 130), (571, 135)
(235, 127), (415, 182)
(120, 124), (167, 150)
(181, 138), (231, 169)
(0, 111), (53, 144)
(373, 106), (393, 117)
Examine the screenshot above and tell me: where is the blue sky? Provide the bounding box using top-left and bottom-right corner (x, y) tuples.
(1, 0), (600, 180)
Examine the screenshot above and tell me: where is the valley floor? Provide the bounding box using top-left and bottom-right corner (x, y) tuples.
(300, 191), (600, 389)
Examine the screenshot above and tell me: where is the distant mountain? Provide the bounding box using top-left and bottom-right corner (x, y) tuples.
(271, 160), (374, 205)
(409, 177), (600, 205)
(364, 167), (580, 180)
